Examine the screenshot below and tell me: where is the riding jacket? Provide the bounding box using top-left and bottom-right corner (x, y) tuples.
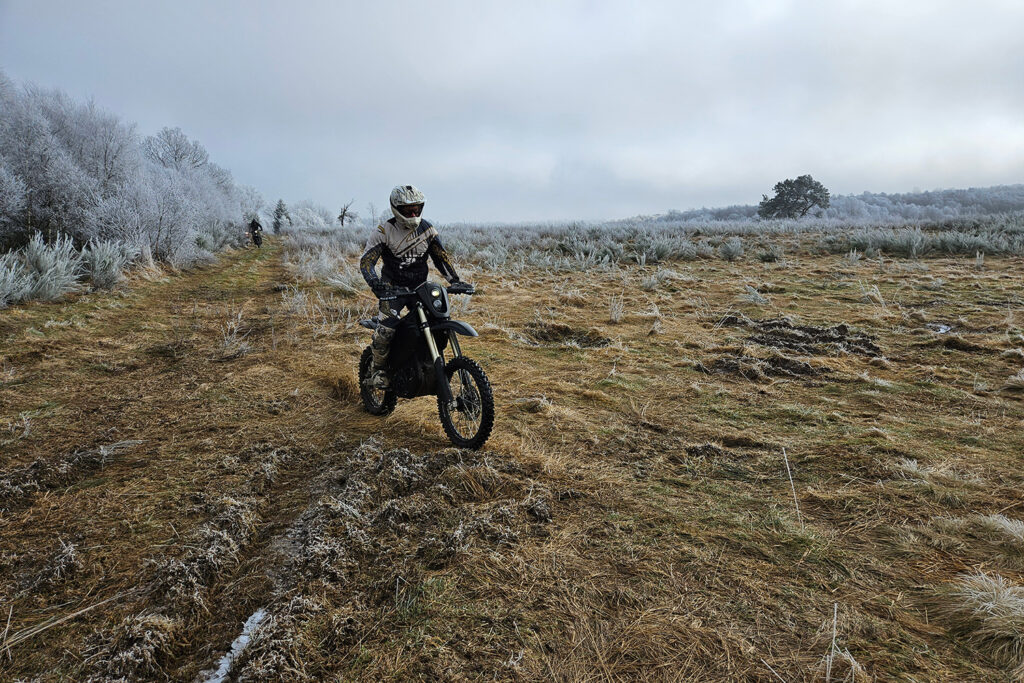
(359, 218), (459, 290)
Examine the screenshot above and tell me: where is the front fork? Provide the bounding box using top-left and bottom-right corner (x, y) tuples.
(417, 305), (455, 406)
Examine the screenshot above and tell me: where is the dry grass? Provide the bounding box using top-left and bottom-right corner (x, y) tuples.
(1004, 367), (1024, 391)
(1, 243), (1023, 680)
(929, 572), (1024, 675)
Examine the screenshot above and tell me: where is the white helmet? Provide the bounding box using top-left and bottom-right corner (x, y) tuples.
(390, 184), (425, 229)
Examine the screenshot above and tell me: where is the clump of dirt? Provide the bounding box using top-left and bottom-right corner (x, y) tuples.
(232, 441), (553, 680)
(916, 335), (995, 354)
(86, 612), (182, 681)
(513, 396), (553, 414)
(326, 374), (359, 403)
(720, 314), (881, 357)
(700, 352), (825, 381)
(144, 336), (193, 361)
(3, 538), (85, 603)
(0, 440), (143, 512)
(685, 443), (726, 459)
(523, 321), (611, 348)
(151, 495), (262, 613)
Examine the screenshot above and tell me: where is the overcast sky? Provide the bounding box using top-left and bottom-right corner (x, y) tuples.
(2, 0), (1023, 222)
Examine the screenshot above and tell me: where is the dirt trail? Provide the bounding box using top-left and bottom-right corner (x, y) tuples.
(0, 244), (437, 679)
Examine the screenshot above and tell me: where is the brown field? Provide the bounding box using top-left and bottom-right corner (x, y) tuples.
(1, 240), (1023, 681)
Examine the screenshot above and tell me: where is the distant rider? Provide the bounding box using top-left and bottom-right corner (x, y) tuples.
(359, 185), (461, 389)
(248, 217), (263, 246)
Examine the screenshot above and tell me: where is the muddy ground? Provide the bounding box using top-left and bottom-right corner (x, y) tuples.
(1, 242), (1023, 681)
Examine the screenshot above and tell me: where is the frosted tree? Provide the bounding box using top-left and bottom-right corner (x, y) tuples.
(758, 175), (831, 219)
(142, 127), (209, 171)
(0, 161), (28, 249)
(337, 200), (358, 227)
(237, 185), (264, 223)
(272, 200), (290, 234)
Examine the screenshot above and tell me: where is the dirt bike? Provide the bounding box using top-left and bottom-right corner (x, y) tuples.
(251, 230), (263, 248)
(358, 280), (494, 449)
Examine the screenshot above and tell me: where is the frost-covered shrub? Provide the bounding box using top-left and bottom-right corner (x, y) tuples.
(758, 244), (784, 262)
(289, 204), (335, 232)
(22, 232), (82, 300)
(83, 239), (136, 289)
(0, 251), (31, 307)
(169, 241), (216, 270)
(718, 237), (744, 261)
(195, 219), (245, 253)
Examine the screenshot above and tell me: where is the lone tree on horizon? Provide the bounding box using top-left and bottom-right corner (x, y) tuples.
(758, 174), (830, 219)
(337, 200), (358, 227)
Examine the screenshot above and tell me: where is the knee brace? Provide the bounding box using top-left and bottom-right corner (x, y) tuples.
(371, 324), (396, 367)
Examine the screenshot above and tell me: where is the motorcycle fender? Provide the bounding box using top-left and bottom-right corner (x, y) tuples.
(431, 320), (478, 337)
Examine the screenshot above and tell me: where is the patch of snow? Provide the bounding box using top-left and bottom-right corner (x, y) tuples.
(199, 607), (268, 683)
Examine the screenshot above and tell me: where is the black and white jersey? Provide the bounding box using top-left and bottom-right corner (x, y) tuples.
(359, 218), (458, 289)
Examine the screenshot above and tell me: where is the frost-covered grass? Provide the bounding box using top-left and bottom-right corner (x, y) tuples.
(434, 211), (1024, 272)
(931, 572), (1024, 674)
(279, 210), (1024, 291)
(1, 231), (148, 306)
(280, 231), (366, 297)
(0, 251), (32, 308)
(22, 232), (83, 301)
(83, 239), (137, 290)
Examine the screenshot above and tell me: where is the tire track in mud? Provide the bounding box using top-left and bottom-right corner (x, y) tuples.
(84, 440), (557, 681)
(225, 440), (554, 681)
(81, 442), (311, 681)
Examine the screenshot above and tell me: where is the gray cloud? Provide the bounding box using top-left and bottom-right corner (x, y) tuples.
(2, 0), (1022, 221)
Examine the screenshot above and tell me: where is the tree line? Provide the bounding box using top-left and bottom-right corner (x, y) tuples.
(0, 71), (262, 264)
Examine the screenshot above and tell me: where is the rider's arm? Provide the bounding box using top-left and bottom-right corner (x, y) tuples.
(427, 235), (460, 283)
(360, 226), (386, 290)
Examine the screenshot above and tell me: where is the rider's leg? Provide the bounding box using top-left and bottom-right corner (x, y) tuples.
(371, 323), (397, 370)
(367, 297), (400, 388)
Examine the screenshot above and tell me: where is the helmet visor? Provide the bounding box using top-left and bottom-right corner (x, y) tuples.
(395, 203), (424, 219)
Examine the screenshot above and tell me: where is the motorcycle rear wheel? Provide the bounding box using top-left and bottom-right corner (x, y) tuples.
(437, 356), (494, 449)
(359, 346), (397, 416)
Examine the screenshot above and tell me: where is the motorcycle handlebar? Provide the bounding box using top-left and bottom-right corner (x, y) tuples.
(380, 283), (476, 300)
(379, 288), (413, 301)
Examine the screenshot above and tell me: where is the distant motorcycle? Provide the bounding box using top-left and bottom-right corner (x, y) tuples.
(251, 230), (263, 248)
(359, 280), (494, 449)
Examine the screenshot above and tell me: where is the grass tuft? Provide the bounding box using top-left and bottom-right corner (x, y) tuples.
(930, 572), (1024, 675)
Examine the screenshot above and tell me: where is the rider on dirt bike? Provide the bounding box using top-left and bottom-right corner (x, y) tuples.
(248, 218), (263, 247)
(359, 185), (462, 389)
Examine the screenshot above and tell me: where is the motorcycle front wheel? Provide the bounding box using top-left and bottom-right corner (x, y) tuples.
(437, 356), (494, 449)
(359, 346), (397, 416)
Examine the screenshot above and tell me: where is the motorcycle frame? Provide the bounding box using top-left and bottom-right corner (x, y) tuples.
(415, 303), (455, 407)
